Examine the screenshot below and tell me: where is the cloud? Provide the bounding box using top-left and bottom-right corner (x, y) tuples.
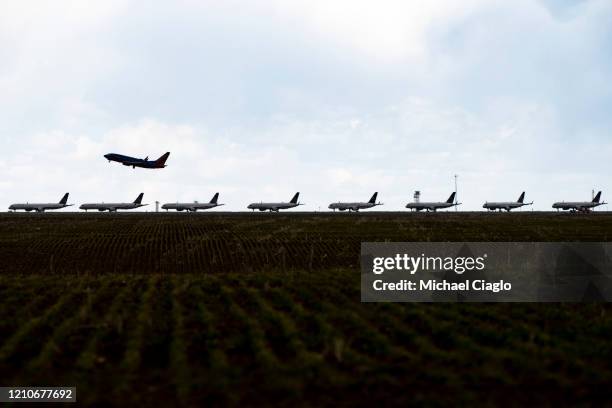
(272, 0), (487, 64)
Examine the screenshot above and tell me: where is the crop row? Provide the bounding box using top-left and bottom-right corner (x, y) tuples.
(3, 213), (612, 275)
(1, 272), (612, 405)
(0, 233), (358, 274)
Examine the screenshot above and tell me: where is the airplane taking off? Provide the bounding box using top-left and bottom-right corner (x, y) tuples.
(247, 192), (303, 212)
(552, 191), (606, 212)
(104, 152), (170, 169)
(406, 192), (460, 212)
(8, 193), (72, 212)
(483, 192), (533, 212)
(80, 193), (148, 212)
(162, 193), (224, 212)
(328, 192), (382, 212)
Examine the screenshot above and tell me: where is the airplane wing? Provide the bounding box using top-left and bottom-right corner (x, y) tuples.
(122, 161), (143, 166)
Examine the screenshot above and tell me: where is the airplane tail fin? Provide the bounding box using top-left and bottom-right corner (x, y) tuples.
(446, 192), (456, 204)
(210, 192), (219, 204)
(155, 152), (171, 166)
(134, 193), (144, 204)
(593, 191), (602, 203)
(517, 192), (525, 204)
(59, 193), (69, 205)
(290, 192), (300, 204)
(368, 192), (378, 204)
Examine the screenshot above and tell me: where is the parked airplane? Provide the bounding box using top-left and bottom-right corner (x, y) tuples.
(162, 193), (224, 212)
(406, 192), (460, 212)
(483, 192), (533, 212)
(552, 191), (606, 212)
(8, 193), (72, 213)
(328, 192), (382, 212)
(247, 192), (302, 212)
(104, 152), (170, 169)
(80, 193), (148, 212)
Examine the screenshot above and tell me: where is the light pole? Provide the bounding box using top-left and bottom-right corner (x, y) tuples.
(454, 174), (458, 211)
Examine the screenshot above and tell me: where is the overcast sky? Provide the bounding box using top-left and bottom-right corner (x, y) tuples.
(1, 0), (611, 211)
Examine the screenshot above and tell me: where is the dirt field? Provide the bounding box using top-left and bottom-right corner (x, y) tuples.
(1, 212), (611, 406)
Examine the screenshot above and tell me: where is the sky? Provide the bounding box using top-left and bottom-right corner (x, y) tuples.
(1, 0), (611, 211)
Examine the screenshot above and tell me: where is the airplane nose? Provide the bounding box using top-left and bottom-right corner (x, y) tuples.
(104, 154), (110, 159)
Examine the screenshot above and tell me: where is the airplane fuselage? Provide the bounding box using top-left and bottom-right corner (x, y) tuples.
(79, 203), (147, 212)
(328, 202), (377, 212)
(552, 202), (603, 212)
(8, 203), (71, 212)
(405, 202), (456, 212)
(247, 202), (299, 212)
(162, 203), (224, 212)
(483, 202), (531, 211)
(104, 153), (166, 169)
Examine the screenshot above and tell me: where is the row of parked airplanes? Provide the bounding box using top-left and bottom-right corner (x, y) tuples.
(5, 151), (589, 212)
(6, 191), (607, 213)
